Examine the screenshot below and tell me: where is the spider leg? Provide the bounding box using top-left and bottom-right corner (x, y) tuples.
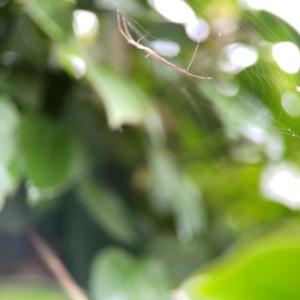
(137, 35), (147, 44)
(116, 10), (212, 80)
(184, 35), (212, 79)
(122, 17), (135, 42)
(151, 52), (175, 66)
(163, 58), (211, 79)
(117, 10), (131, 41)
(187, 72), (212, 79)
(186, 35), (200, 72)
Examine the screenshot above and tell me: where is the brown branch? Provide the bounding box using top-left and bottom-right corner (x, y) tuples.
(27, 228), (90, 300)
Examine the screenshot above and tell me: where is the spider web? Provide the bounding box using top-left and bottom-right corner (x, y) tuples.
(117, 1), (300, 165)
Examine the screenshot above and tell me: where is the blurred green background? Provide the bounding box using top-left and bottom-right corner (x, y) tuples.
(1, 0), (300, 299)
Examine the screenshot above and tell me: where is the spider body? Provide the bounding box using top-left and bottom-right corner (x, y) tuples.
(117, 10), (212, 80)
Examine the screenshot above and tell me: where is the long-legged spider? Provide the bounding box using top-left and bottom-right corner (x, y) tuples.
(117, 10), (212, 80)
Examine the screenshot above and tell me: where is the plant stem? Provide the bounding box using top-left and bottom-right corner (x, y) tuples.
(28, 228), (90, 300)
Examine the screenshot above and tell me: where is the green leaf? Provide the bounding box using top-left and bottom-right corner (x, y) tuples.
(23, 0), (152, 130)
(0, 161), (20, 210)
(0, 71), (46, 111)
(22, 0), (74, 42)
(181, 224), (300, 300)
(0, 96), (21, 209)
(57, 44), (87, 79)
(1, 282), (69, 300)
(89, 248), (173, 300)
(24, 0), (152, 129)
(0, 96), (20, 165)
(149, 234), (211, 282)
(19, 114), (77, 202)
(77, 181), (136, 244)
(148, 146), (206, 243)
(200, 81), (270, 140)
(87, 65), (152, 130)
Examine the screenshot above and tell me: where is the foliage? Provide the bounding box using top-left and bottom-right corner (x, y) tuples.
(0, 0), (300, 299)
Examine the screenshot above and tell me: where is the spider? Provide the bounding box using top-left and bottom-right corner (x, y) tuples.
(117, 10), (212, 80)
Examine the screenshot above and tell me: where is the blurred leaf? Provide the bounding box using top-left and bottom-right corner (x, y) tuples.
(95, 0), (143, 15)
(200, 81), (270, 140)
(23, 0), (153, 130)
(77, 181), (136, 244)
(19, 114), (77, 201)
(57, 44), (87, 80)
(149, 234), (211, 282)
(0, 188), (31, 234)
(89, 248), (173, 300)
(0, 162), (20, 211)
(22, 0), (73, 42)
(181, 224), (300, 300)
(188, 161), (285, 231)
(0, 71), (46, 110)
(148, 146), (206, 243)
(0, 96), (20, 165)
(1, 282), (69, 300)
(0, 96), (20, 209)
(199, 80), (285, 161)
(3, 1), (300, 298)
(87, 65), (152, 130)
